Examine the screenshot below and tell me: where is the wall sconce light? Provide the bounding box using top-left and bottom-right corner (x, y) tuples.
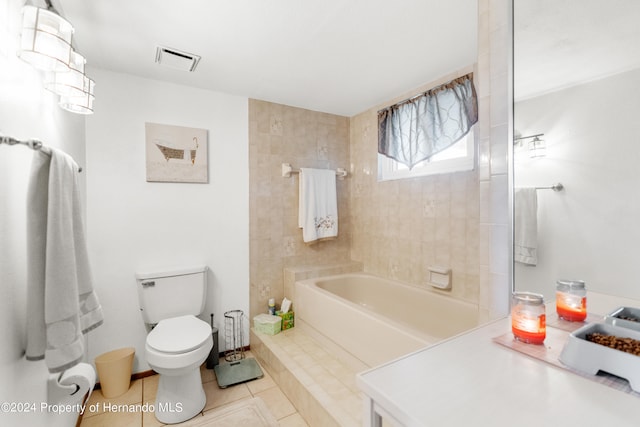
(18, 1), (95, 115)
(514, 133), (546, 158)
(528, 136), (546, 158)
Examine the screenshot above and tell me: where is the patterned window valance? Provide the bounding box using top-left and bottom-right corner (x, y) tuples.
(378, 73), (478, 170)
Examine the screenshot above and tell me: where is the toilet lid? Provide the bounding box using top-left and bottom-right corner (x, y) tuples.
(147, 315), (211, 354)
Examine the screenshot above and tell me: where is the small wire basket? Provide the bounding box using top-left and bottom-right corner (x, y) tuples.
(223, 310), (245, 362)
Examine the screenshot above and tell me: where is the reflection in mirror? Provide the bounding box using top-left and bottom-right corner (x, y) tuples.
(513, 0), (640, 301)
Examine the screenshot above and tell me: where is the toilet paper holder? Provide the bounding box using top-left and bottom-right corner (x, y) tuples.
(47, 362), (96, 406)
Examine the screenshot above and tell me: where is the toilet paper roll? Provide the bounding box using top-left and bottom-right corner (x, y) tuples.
(48, 362), (96, 406)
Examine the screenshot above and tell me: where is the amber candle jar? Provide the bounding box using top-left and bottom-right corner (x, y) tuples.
(511, 292), (546, 344)
(556, 280), (587, 322)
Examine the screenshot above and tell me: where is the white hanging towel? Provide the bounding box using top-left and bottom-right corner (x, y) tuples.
(26, 148), (103, 373)
(298, 168), (338, 243)
(514, 188), (538, 266)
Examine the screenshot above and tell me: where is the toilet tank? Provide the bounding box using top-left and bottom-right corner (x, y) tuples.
(135, 266), (208, 325)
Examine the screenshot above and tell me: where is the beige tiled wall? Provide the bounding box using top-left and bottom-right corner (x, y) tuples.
(249, 0), (512, 323)
(248, 100), (351, 319)
(348, 67), (481, 304)
(283, 262), (363, 303)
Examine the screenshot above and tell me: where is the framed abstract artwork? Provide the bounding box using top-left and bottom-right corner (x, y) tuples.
(145, 122), (208, 183)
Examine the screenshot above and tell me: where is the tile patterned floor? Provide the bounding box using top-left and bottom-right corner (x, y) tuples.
(79, 352), (309, 427)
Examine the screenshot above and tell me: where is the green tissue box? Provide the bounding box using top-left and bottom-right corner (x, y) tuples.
(253, 314), (282, 335)
(276, 311), (295, 330)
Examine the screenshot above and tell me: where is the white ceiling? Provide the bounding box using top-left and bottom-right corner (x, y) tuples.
(56, 0), (478, 117)
(514, 0), (640, 101)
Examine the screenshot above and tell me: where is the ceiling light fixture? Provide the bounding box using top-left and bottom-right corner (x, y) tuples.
(18, 1), (96, 115)
(59, 78), (95, 114)
(18, 4), (74, 72)
(44, 50), (88, 96)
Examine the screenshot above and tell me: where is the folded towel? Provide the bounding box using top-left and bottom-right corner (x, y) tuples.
(298, 168), (338, 243)
(514, 188), (538, 266)
(26, 148), (103, 373)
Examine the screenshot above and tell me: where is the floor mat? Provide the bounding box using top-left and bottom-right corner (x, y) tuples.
(214, 357), (264, 388)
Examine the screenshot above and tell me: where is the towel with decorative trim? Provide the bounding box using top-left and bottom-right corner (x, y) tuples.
(298, 168), (338, 243)
(514, 187), (538, 266)
(26, 148), (103, 373)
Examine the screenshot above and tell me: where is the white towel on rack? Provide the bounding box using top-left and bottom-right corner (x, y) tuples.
(26, 148), (103, 373)
(514, 188), (538, 266)
(298, 168), (338, 243)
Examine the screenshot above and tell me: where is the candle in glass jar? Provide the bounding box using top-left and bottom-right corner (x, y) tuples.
(556, 280), (587, 322)
(511, 292), (546, 344)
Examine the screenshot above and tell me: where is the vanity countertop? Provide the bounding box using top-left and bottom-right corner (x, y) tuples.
(357, 316), (639, 427)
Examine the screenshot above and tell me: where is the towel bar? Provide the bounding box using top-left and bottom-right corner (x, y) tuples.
(1, 134), (83, 172)
(535, 183), (563, 191)
(1, 134), (43, 150)
(281, 163), (347, 180)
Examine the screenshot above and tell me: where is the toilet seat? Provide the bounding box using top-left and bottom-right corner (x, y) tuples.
(147, 315), (211, 354)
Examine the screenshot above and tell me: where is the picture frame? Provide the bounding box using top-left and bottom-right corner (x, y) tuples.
(145, 122), (208, 183)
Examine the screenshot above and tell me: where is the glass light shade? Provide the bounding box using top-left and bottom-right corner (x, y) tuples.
(528, 136), (546, 158)
(59, 78), (95, 115)
(18, 6), (74, 72)
(45, 51), (88, 97)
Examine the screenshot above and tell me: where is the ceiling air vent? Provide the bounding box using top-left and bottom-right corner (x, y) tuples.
(155, 46), (201, 72)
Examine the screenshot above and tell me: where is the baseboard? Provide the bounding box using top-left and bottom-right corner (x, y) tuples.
(94, 347), (251, 389)
(80, 346), (253, 427)
(93, 369), (154, 390)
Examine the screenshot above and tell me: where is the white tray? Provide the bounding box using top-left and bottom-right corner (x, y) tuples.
(559, 322), (640, 392)
(604, 306), (640, 333)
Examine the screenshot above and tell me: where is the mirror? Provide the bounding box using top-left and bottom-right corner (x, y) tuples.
(513, 0), (640, 301)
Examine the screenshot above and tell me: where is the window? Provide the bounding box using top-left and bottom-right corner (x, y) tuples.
(377, 73), (478, 181)
(378, 128), (475, 181)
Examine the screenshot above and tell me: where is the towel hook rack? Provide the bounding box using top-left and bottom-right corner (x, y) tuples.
(282, 163), (347, 180)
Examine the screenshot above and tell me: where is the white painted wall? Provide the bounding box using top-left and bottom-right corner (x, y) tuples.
(514, 68), (640, 301)
(84, 69), (249, 373)
(0, 1), (86, 425)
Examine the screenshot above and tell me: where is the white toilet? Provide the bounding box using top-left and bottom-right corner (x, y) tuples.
(135, 266), (213, 424)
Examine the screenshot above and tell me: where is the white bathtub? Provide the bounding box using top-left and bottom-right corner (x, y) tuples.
(295, 273), (479, 368)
